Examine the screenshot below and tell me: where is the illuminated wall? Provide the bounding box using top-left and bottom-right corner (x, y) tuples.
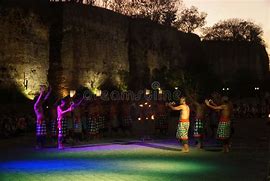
(49, 4), (130, 94)
(0, 2), (269, 100)
(0, 7), (49, 100)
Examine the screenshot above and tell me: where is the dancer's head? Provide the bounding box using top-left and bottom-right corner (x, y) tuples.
(179, 96), (186, 105)
(221, 96), (229, 104)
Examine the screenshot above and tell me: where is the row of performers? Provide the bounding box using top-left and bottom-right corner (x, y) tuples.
(34, 87), (169, 149)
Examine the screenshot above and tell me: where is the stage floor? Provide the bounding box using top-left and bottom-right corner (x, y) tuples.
(0, 118), (269, 181)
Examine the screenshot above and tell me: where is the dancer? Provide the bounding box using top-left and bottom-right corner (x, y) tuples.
(34, 86), (51, 149)
(190, 95), (206, 149)
(167, 97), (190, 153)
(205, 96), (232, 153)
(57, 96), (84, 149)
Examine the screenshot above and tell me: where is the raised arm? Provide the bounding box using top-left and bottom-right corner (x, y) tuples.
(167, 103), (183, 111)
(34, 88), (45, 108)
(57, 105), (74, 116)
(209, 99), (218, 106)
(205, 100), (224, 110)
(44, 86), (52, 101)
(72, 97), (84, 109)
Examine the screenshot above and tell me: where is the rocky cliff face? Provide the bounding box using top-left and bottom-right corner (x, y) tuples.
(202, 41), (269, 84)
(0, 1), (269, 100)
(128, 18), (202, 90)
(50, 4), (130, 96)
(48, 3), (202, 95)
(0, 5), (49, 99)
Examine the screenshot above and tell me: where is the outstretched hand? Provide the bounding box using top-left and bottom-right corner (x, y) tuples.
(70, 103), (75, 111)
(166, 102), (175, 107)
(204, 99), (210, 106)
(40, 85), (46, 93)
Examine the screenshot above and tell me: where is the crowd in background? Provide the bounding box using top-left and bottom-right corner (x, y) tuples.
(0, 94), (269, 143)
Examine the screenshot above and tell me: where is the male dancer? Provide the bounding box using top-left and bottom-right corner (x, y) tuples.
(205, 96), (232, 153)
(190, 97), (206, 149)
(57, 97), (84, 149)
(167, 97), (190, 153)
(34, 86), (51, 149)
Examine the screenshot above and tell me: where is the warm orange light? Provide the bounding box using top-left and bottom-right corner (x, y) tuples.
(70, 90), (76, 98)
(151, 115), (154, 120)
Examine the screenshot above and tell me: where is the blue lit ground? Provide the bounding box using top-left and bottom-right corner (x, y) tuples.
(0, 118), (269, 181)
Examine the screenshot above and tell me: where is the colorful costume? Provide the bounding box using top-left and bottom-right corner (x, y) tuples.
(36, 121), (46, 136)
(193, 117), (204, 138)
(217, 116), (230, 140)
(176, 119), (190, 141)
(58, 118), (67, 149)
(87, 115), (98, 135)
(58, 118), (67, 138)
(51, 119), (57, 137)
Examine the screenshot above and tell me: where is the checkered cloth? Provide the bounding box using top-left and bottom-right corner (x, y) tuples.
(217, 121), (231, 140)
(122, 116), (132, 127)
(36, 121), (46, 136)
(51, 119), (57, 136)
(74, 120), (82, 133)
(193, 118), (204, 138)
(155, 115), (168, 129)
(87, 116), (98, 135)
(58, 118), (67, 137)
(97, 116), (105, 130)
(176, 122), (190, 140)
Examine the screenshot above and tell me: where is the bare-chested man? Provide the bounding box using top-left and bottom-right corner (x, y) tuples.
(190, 97), (206, 149)
(205, 96), (232, 153)
(57, 97), (84, 149)
(167, 97), (190, 153)
(34, 86), (51, 149)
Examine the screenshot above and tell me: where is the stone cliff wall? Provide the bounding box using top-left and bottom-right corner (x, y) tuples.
(0, 5), (49, 99)
(49, 3), (202, 94)
(58, 4), (130, 96)
(0, 1), (269, 100)
(128, 18), (202, 90)
(202, 41), (269, 84)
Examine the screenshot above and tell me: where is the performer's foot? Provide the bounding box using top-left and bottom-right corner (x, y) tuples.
(58, 144), (64, 150)
(223, 146), (229, 153)
(182, 148), (189, 153)
(182, 144), (190, 153)
(197, 143), (203, 149)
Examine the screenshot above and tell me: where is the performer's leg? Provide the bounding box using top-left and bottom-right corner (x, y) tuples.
(58, 131), (63, 149)
(36, 135), (41, 149)
(222, 139), (229, 153)
(41, 135), (46, 147)
(196, 137), (202, 148)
